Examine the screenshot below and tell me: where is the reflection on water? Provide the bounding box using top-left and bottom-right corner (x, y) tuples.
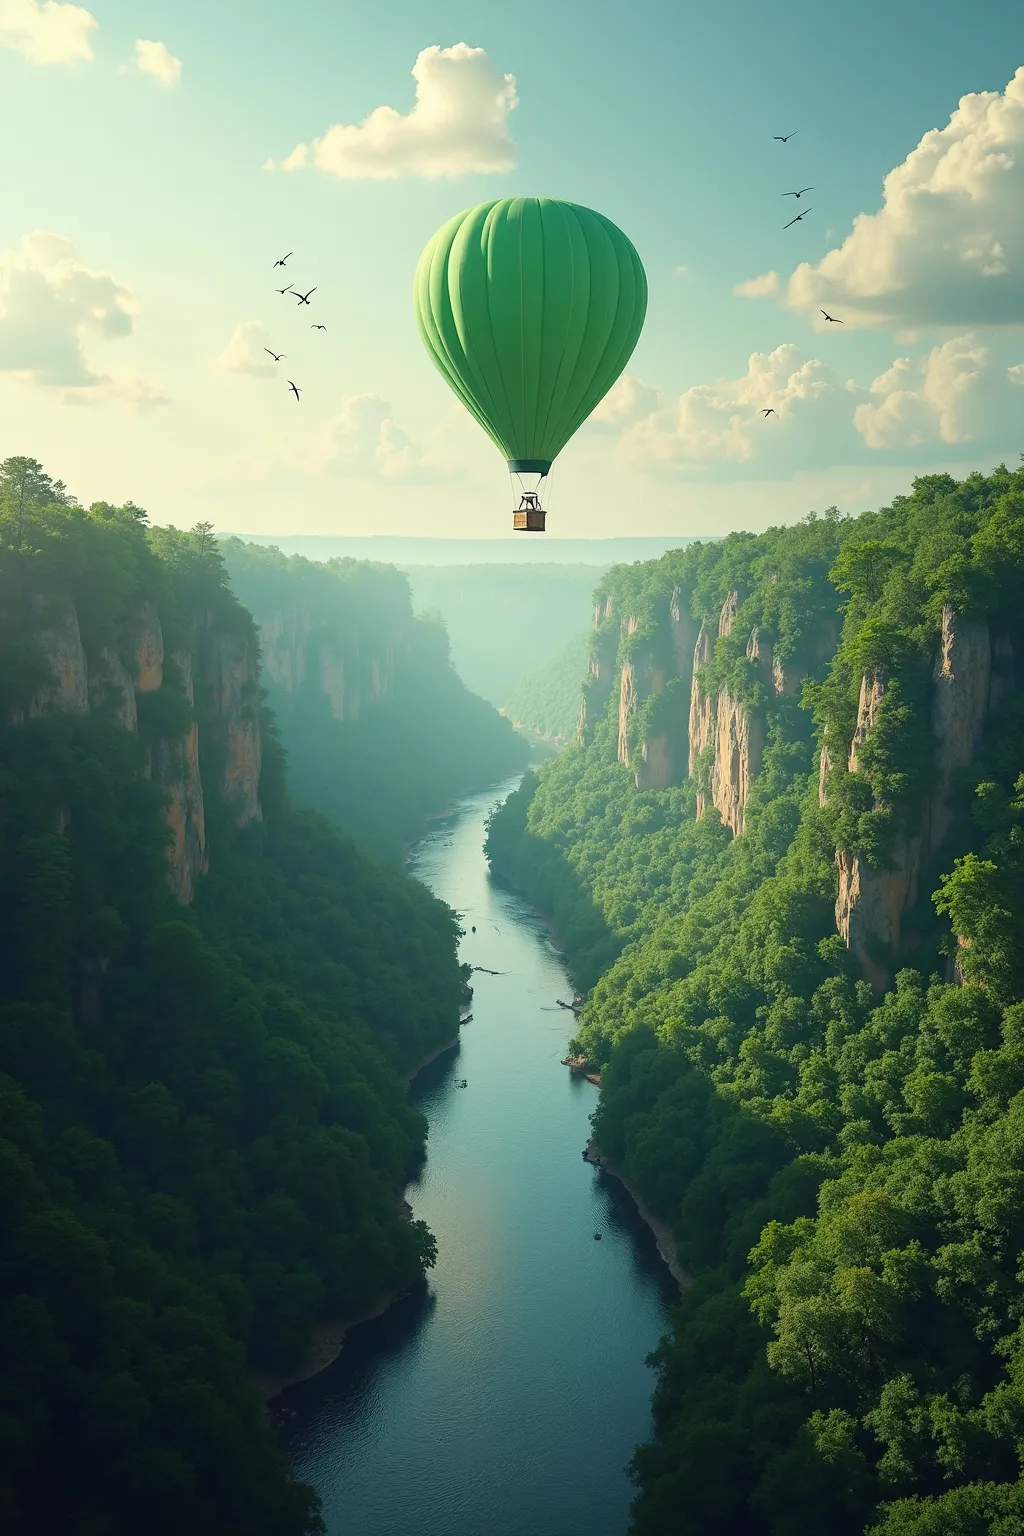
(282, 777), (674, 1536)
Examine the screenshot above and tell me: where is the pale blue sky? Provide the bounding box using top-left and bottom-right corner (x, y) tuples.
(1, 0), (1022, 536)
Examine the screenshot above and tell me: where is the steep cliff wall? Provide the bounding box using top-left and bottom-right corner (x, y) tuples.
(199, 626), (262, 828)
(578, 597), (619, 743)
(19, 592), (263, 904)
(834, 607), (1014, 985)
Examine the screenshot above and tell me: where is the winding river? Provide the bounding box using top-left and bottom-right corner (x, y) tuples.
(279, 774), (674, 1535)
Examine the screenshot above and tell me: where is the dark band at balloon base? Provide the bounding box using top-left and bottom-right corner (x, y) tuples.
(507, 459), (552, 476)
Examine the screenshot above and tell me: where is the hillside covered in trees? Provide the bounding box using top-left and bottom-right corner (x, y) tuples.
(486, 461), (1024, 1535)
(502, 632), (589, 747)
(0, 459), (467, 1536)
(223, 541), (529, 860)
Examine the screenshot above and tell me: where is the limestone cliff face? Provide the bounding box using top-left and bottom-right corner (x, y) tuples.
(929, 607), (990, 860)
(154, 651), (208, 906)
(28, 597), (88, 717)
(199, 627), (262, 828)
(578, 598), (619, 743)
(687, 600), (771, 835)
(258, 608), (396, 725)
(129, 601), (164, 693)
(89, 649), (137, 733)
(835, 607), (1014, 985)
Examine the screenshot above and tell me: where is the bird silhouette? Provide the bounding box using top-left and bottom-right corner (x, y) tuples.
(294, 287), (316, 305)
(273, 252), (292, 268)
(264, 348), (285, 361)
(762, 408), (777, 418)
(275, 284), (294, 295)
(287, 381), (301, 401)
(783, 187), (814, 198)
(311, 323), (327, 330)
(821, 310), (843, 323)
(774, 131), (798, 142)
(783, 208), (812, 229)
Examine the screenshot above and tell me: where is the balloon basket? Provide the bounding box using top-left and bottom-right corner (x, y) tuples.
(513, 507), (546, 532)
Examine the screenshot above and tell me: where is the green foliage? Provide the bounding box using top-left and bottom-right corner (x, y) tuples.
(487, 459), (1024, 1534)
(0, 481), (466, 1535)
(224, 540), (529, 860)
(503, 631), (588, 745)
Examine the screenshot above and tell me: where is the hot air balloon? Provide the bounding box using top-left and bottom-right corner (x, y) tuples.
(413, 198), (648, 532)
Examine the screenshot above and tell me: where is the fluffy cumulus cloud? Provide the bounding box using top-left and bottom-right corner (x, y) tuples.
(0, 0), (96, 65)
(0, 230), (165, 406)
(323, 394), (447, 480)
(750, 68), (1024, 328)
(213, 321), (281, 378)
(594, 334), (1024, 476)
(733, 270), (779, 299)
(270, 43), (517, 180)
(132, 38), (181, 87)
(606, 346), (858, 470)
(853, 336), (988, 449)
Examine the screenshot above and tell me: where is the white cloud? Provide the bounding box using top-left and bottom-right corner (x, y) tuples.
(213, 321), (281, 378)
(1008, 364), (1024, 387)
(270, 43), (518, 180)
(734, 270), (779, 299)
(614, 345), (857, 470)
(132, 38), (181, 87)
(0, 231), (167, 410)
(854, 335), (988, 448)
(773, 67), (1024, 328)
(590, 374), (664, 430)
(323, 394), (448, 480)
(0, 0), (95, 64)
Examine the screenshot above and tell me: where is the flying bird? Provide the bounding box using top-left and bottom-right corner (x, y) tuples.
(275, 284), (294, 295)
(273, 252), (292, 268)
(294, 287), (317, 305)
(311, 323), (327, 330)
(774, 131), (798, 142)
(287, 381), (301, 401)
(264, 348), (285, 361)
(783, 187), (814, 198)
(821, 310), (843, 324)
(783, 208), (812, 228)
(762, 408), (777, 418)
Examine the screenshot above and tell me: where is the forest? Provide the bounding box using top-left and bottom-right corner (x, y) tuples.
(502, 631), (589, 747)
(0, 458), (468, 1536)
(486, 461), (1024, 1535)
(223, 541), (529, 860)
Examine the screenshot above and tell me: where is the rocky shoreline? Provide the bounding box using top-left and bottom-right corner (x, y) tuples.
(583, 1138), (689, 1291)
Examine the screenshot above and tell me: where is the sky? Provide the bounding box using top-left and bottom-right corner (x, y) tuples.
(1, 0), (1023, 539)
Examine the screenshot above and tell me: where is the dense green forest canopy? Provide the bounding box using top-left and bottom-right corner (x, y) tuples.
(502, 631), (589, 746)
(224, 540), (529, 860)
(487, 461), (1024, 1535)
(0, 459), (466, 1536)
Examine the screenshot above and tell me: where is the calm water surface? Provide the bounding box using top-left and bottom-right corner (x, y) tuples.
(280, 775), (674, 1536)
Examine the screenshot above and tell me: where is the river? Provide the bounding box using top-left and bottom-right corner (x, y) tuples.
(279, 774), (675, 1536)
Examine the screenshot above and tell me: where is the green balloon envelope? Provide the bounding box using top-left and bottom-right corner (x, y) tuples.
(413, 198), (648, 476)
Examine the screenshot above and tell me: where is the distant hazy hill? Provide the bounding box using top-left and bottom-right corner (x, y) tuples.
(233, 534), (698, 566)
(503, 633), (589, 747)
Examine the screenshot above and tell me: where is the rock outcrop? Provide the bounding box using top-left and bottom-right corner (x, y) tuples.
(28, 598), (88, 716)
(200, 627), (262, 828)
(835, 607), (1014, 986)
(154, 651), (208, 906)
(89, 649), (137, 733)
(578, 598), (620, 743)
(128, 601), (164, 693)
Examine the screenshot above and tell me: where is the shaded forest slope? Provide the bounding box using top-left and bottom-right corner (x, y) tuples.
(224, 541), (529, 860)
(0, 460), (466, 1536)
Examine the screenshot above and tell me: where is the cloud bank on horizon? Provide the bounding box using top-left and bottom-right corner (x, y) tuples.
(268, 43), (518, 180)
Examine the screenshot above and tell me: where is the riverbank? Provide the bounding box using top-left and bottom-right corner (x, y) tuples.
(583, 1139), (689, 1292)
(257, 1034), (461, 1404)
